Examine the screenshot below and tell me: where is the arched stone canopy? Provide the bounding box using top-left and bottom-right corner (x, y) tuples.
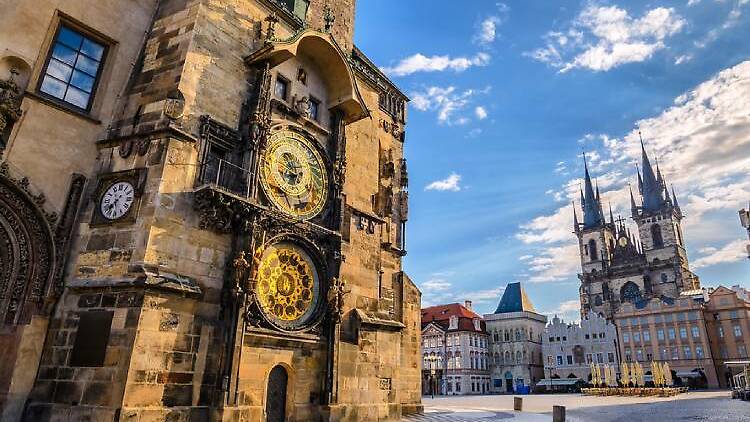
(0, 167), (56, 325)
(246, 30), (368, 123)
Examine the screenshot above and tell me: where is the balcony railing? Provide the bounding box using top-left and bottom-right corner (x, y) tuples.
(197, 157), (253, 199)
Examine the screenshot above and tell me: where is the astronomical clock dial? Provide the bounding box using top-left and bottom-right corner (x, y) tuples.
(99, 181), (135, 220)
(255, 242), (321, 329)
(618, 236), (629, 247)
(259, 130), (328, 220)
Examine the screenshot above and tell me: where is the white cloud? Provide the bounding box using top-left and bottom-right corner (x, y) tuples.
(383, 52), (490, 76)
(475, 106), (488, 120)
(425, 173), (462, 192)
(527, 5), (685, 72)
(420, 278), (453, 292)
(526, 244), (582, 283)
(694, 0), (750, 48)
(542, 300), (582, 321)
(474, 3), (510, 45)
(420, 279), (505, 308)
(411, 86), (490, 125)
(693, 239), (748, 269)
(476, 16), (502, 45)
(517, 60), (750, 284)
(674, 54), (693, 65)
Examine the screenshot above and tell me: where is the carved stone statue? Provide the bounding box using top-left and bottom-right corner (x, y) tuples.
(294, 95), (311, 118)
(264, 13), (279, 43)
(0, 71), (23, 137)
(232, 250), (251, 294)
(327, 277), (348, 323)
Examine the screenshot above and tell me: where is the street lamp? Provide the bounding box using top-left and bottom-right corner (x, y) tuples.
(426, 355), (439, 399)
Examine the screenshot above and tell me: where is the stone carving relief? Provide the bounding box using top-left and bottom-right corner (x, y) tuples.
(0, 69), (23, 144)
(0, 163), (57, 325)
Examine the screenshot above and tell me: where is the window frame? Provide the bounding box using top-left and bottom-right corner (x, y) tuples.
(37, 21), (109, 113)
(309, 96), (321, 121)
(274, 74), (290, 101)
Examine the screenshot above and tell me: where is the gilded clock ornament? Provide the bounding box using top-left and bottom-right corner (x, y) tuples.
(100, 181), (135, 220)
(255, 242), (321, 329)
(259, 130), (328, 220)
(618, 236), (629, 247)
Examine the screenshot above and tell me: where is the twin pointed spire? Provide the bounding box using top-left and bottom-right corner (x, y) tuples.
(636, 132), (680, 214)
(581, 152), (605, 228)
(575, 133), (682, 231)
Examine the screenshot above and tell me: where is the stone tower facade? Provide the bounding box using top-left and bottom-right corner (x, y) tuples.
(0, 1), (421, 421)
(484, 283), (546, 394)
(575, 142), (700, 320)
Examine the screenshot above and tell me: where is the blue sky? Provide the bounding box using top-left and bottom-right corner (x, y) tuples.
(353, 0), (750, 322)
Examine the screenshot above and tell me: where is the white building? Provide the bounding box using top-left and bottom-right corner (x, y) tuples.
(421, 301), (491, 395)
(485, 282), (547, 393)
(542, 313), (619, 382)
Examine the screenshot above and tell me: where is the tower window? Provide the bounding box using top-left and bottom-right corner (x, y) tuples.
(274, 75), (289, 100)
(39, 24), (107, 111)
(588, 239), (598, 261)
(651, 224), (664, 248)
(309, 97), (320, 121)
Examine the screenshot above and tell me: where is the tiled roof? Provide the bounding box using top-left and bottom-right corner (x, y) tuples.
(421, 303), (485, 332)
(494, 282), (535, 314)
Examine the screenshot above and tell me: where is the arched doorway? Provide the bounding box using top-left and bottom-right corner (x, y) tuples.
(0, 171), (57, 325)
(265, 365), (288, 422)
(504, 371), (513, 393)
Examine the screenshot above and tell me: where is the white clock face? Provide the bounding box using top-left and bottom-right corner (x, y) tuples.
(100, 181), (135, 220)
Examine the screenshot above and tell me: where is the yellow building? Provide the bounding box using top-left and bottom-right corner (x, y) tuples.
(0, 1), (421, 420)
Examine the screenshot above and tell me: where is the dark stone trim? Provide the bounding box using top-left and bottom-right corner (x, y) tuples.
(95, 124), (197, 148)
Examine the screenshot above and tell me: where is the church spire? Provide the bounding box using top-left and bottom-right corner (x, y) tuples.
(671, 184), (682, 216)
(609, 202), (615, 225)
(582, 152), (604, 228)
(573, 202), (580, 233)
(630, 185), (638, 218)
(636, 164), (643, 194)
(655, 157), (665, 188)
(639, 133), (666, 212)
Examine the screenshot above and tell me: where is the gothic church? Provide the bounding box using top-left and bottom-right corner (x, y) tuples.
(575, 140), (701, 320)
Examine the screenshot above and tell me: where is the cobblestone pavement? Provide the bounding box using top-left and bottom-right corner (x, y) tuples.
(403, 391), (750, 421)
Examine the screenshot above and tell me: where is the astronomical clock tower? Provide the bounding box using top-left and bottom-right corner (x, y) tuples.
(17, 1), (422, 421)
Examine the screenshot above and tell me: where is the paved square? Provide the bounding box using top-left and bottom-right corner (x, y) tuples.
(404, 392), (750, 421)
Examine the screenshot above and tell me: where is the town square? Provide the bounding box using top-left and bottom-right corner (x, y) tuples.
(0, 0), (749, 421)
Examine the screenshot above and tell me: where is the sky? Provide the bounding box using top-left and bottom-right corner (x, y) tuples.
(353, 0), (750, 323)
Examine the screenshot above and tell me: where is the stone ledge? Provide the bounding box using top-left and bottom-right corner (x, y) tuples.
(245, 326), (324, 345)
(68, 264), (202, 298)
(353, 309), (404, 331)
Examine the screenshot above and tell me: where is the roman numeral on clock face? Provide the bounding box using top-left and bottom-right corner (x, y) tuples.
(100, 181), (136, 221)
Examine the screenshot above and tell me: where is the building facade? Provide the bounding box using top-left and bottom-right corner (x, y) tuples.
(613, 291), (719, 388)
(703, 286), (750, 387)
(421, 302), (491, 396)
(0, 1), (422, 421)
(485, 283), (546, 393)
(575, 142), (700, 320)
(542, 313), (618, 381)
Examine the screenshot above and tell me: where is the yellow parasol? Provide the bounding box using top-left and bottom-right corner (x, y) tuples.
(621, 360), (630, 386)
(663, 362), (673, 386)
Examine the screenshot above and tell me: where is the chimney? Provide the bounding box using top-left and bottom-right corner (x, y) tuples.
(464, 300), (472, 310)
